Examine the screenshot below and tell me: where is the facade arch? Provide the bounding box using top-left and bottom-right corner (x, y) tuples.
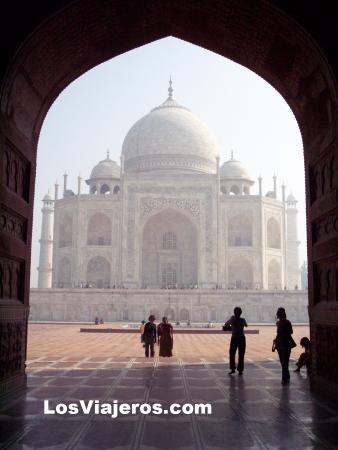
(141, 208), (198, 288)
(86, 256), (111, 288)
(228, 215), (252, 246)
(57, 257), (71, 287)
(180, 308), (190, 321)
(267, 217), (281, 249)
(164, 307), (175, 321)
(268, 259), (282, 289)
(229, 185), (240, 195)
(87, 213), (112, 245)
(228, 257), (253, 289)
(58, 214), (73, 248)
(100, 184), (111, 195)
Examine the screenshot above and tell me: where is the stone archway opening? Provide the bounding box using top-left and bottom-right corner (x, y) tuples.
(0, 1), (336, 401)
(141, 209), (198, 289)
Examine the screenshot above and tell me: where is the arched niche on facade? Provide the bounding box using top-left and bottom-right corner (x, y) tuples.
(180, 308), (190, 321)
(142, 209), (198, 288)
(58, 214), (73, 248)
(149, 309), (160, 321)
(113, 185), (120, 194)
(58, 257), (71, 287)
(228, 215), (252, 246)
(100, 184), (111, 195)
(87, 213), (112, 245)
(228, 258), (253, 289)
(86, 256), (111, 288)
(220, 186), (227, 195)
(164, 307), (175, 321)
(243, 186), (250, 195)
(230, 185), (240, 195)
(267, 217), (281, 249)
(268, 259), (282, 289)
(91, 185), (98, 195)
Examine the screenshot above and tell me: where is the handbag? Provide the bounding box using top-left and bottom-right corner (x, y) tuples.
(289, 336), (297, 348)
(222, 323), (232, 332)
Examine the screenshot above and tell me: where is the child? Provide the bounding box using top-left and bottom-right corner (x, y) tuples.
(294, 337), (311, 374)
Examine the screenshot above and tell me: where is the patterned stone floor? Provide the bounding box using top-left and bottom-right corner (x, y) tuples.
(0, 324), (337, 449)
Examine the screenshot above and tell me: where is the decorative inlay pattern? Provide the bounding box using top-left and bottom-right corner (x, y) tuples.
(140, 197), (200, 219)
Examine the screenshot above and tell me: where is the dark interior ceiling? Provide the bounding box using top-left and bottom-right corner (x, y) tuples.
(1, 1), (337, 86)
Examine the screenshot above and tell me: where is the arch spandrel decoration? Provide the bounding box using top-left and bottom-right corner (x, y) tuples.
(0, 0), (337, 398)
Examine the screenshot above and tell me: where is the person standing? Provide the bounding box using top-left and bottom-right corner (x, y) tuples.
(139, 320), (146, 345)
(225, 307), (248, 375)
(157, 317), (173, 357)
(273, 307), (296, 384)
(142, 315), (157, 357)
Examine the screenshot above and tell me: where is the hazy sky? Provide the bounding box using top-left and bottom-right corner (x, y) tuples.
(31, 37), (306, 287)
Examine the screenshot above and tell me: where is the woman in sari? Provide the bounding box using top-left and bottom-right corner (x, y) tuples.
(157, 317), (173, 357)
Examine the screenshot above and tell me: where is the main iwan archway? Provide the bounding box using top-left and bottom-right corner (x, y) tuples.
(0, 0), (337, 402)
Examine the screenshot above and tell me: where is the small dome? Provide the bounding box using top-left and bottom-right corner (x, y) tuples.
(287, 193), (297, 202)
(43, 192), (52, 201)
(121, 81), (219, 174)
(220, 158), (251, 180)
(90, 154), (120, 180)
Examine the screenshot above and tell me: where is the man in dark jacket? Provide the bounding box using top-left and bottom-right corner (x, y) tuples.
(142, 315), (157, 357)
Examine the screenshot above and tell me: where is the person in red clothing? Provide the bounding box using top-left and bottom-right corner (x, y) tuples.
(157, 317), (173, 357)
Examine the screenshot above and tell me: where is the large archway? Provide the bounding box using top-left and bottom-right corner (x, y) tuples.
(141, 209), (198, 288)
(0, 0), (337, 400)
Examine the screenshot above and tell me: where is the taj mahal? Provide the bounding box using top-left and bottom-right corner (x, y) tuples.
(30, 82), (308, 323)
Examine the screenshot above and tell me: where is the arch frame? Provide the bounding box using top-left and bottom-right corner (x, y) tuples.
(0, 0), (337, 399)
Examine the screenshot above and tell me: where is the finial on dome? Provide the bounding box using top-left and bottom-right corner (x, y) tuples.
(168, 76), (173, 100)
(231, 150), (234, 160)
(106, 149), (110, 159)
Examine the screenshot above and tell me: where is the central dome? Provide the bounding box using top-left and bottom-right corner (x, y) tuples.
(122, 82), (219, 174)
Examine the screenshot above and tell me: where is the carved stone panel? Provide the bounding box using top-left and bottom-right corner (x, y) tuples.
(0, 321), (24, 380)
(0, 257), (25, 302)
(312, 211), (338, 244)
(315, 325), (338, 383)
(2, 141), (30, 201)
(313, 260), (338, 304)
(309, 151), (336, 205)
(0, 206), (27, 242)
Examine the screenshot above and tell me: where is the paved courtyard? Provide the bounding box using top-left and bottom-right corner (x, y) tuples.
(0, 324), (337, 449)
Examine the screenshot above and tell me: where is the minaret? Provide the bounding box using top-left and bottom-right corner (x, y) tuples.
(258, 175), (262, 196)
(286, 192), (300, 289)
(37, 192), (54, 288)
(273, 174), (277, 198)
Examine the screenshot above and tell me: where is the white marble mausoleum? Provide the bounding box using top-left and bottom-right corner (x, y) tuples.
(33, 82), (306, 323)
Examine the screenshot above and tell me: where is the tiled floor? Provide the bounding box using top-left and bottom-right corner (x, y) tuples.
(0, 324), (337, 449)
